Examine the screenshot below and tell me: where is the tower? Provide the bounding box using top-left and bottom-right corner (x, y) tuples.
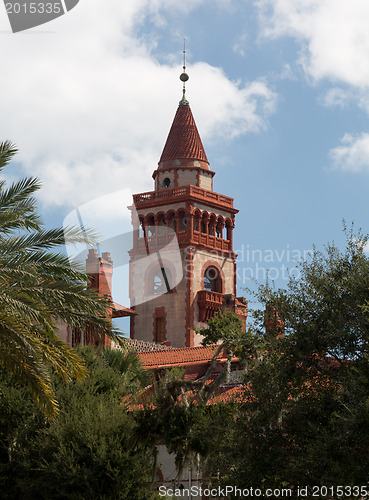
(129, 52), (246, 348)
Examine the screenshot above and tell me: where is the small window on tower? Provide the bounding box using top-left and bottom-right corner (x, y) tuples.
(155, 317), (166, 343)
(203, 266), (221, 292)
(163, 177), (171, 188)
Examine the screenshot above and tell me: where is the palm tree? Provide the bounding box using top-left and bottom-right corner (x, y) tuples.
(0, 141), (117, 418)
(101, 347), (150, 393)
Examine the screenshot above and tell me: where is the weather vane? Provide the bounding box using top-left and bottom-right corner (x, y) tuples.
(179, 39), (189, 105)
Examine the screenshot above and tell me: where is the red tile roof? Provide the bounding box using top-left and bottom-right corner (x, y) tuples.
(124, 384), (249, 411)
(138, 345), (231, 369)
(206, 385), (249, 405)
(112, 302), (137, 318)
(159, 104), (209, 164)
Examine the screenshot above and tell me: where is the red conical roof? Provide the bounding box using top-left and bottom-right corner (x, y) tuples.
(159, 104), (209, 164)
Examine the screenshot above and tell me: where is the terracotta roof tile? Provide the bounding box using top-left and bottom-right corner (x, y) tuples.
(138, 345), (230, 368)
(112, 302), (137, 318)
(159, 105), (208, 164)
(123, 385), (248, 412)
(206, 385), (248, 405)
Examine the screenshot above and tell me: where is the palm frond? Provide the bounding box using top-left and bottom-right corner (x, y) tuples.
(0, 140), (121, 417)
(0, 140), (17, 170)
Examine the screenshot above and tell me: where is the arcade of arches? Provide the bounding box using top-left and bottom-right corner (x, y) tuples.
(135, 209), (234, 252)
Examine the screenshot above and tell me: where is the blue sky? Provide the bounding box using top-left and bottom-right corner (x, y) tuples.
(1, 0), (369, 326)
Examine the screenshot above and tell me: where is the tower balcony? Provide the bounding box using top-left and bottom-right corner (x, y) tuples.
(133, 185), (236, 212)
(192, 230), (231, 251)
(197, 291), (248, 325)
(197, 290), (224, 322)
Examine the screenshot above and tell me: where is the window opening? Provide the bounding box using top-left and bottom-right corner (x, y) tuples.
(155, 317), (166, 342)
(153, 268), (172, 294)
(203, 266), (221, 292)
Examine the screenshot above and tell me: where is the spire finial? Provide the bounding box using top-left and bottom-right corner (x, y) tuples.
(179, 39), (189, 106)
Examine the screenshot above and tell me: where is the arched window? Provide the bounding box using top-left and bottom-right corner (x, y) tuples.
(166, 213), (176, 241)
(147, 215), (155, 236)
(203, 266), (222, 292)
(157, 214), (166, 234)
(209, 215), (216, 236)
(153, 268), (172, 294)
(193, 212), (200, 232)
(138, 218), (145, 238)
(225, 219), (232, 240)
(201, 214), (208, 234)
(216, 219), (224, 238)
(167, 213), (175, 230)
(178, 212), (187, 232)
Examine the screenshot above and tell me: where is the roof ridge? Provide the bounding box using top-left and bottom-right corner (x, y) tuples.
(138, 344), (218, 356)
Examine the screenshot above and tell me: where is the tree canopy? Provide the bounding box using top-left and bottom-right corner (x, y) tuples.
(208, 225), (369, 491)
(0, 346), (158, 499)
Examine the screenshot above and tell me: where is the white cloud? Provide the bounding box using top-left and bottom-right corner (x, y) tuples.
(257, 0), (369, 89)
(233, 31), (248, 57)
(189, 66), (277, 139)
(277, 63), (296, 81)
(329, 133), (369, 173)
(0, 0), (277, 209)
(322, 88), (353, 109)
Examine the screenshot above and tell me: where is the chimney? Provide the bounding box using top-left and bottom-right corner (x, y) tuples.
(85, 249), (113, 348)
(86, 249), (113, 299)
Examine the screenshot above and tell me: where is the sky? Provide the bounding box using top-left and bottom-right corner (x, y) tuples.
(1, 0), (369, 329)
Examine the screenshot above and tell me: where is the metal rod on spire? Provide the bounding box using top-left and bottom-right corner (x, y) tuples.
(179, 39), (189, 105)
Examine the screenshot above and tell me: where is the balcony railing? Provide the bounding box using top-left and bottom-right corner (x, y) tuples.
(193, 231), (231, 251)
(197, 290), (224, 322)
(135, 231), (231, 252)
(133, 185), (234, 208)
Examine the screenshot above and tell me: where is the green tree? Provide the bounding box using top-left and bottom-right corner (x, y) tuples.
(136, 310), (248, 480)
(0, 347), (159, 499)
(221, 225), (369, 491)
(101, 347), (150, 393)
(0, 141), (117, 418)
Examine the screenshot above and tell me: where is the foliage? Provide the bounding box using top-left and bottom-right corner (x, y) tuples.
(0, 347), (159, 499)
(101, 347), (150, 393)
(135, 311), (248, 478)
(0, 141), (119, 418)
(213, 225), (369, 491)
(200, 309), (245, 346)
(120, 228), (369, 491)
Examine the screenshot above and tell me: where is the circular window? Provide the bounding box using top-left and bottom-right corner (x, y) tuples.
(163, 177), (171, 188)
